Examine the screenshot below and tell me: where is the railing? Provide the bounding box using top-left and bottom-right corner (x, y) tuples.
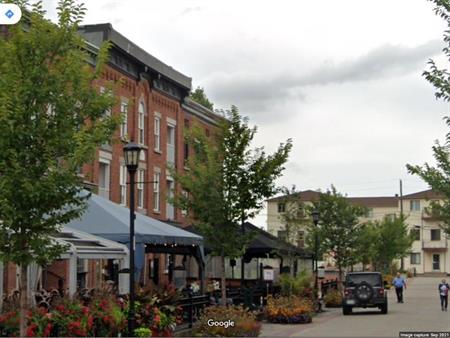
(175, 285), (274, 331)
(422, 240), (448, 249)
(176, 294), (210, 330)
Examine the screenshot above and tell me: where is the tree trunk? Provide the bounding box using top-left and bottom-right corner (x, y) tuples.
(220, 255), (227, 306)
(19, 264), (29, 337)
(337, 263), (343, 291)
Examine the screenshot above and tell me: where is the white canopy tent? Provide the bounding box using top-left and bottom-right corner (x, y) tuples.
(0, 226), (129, 310)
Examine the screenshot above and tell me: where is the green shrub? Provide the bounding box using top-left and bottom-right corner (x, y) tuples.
(193, 306), (261, 337)
(134, 327), (152, 337)
(279, 271), (313, 297)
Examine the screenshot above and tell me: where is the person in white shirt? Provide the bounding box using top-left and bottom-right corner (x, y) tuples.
(438, 279), (449, 311)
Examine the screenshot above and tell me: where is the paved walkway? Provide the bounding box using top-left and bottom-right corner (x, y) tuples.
(261, 277), (450, 337)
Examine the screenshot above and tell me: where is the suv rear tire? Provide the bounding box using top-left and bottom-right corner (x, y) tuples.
(380, 302), (388, 314)
(342, 305), (352, 315)
(355, 282), (374, 302)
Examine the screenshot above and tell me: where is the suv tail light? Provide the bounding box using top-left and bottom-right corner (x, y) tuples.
(378, 288), (384, 296)
(344, 288), (352, 296)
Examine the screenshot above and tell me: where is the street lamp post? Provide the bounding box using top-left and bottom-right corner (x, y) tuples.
(312, 210), (320, 296)
(123, 142), (142, 337)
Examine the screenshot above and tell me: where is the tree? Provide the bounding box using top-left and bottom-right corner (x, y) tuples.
(406, 0), (450, 234)
(0, 1), (119, 335)
(368, 216), (414, 273)
(276, 187), (309, 276)
(307, 187), (367, 284)
(353, 223), (377, 271)
(172, 106), (292, 304)
(190, 86), (214, 110)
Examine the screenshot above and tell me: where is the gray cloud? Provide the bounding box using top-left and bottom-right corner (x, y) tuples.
(206, 40), (443, 122)
(298, 39), (443, 86)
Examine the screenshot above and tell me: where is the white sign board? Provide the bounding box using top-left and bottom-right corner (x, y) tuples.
(263, 269), (274, 281)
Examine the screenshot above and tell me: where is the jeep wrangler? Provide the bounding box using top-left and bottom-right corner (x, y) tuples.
(342, 272), (388, 315)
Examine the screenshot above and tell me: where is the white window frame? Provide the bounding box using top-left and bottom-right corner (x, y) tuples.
(137, 169), (145, 209)
(410, 200), (421, 211)
(138, 102), (145, 145)
(167, 124), (176, 166)
(120, 165), (127, 206)
(120, 100), (128, 138)
(98, 159), (111, 200)
(410, 253), (421, 265)
(154, 116), (161, 152)
(153, 171), (160, 212)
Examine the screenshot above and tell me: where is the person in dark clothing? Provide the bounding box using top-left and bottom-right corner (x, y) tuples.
(438, 279), (449, 311)
(392, 272), (407, 303)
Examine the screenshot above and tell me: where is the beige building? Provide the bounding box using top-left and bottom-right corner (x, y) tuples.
(400, 190), (448, 275)
(266, 189), (449, 275)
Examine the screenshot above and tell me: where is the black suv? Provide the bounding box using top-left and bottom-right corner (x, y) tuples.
(342, 272), (387, 315)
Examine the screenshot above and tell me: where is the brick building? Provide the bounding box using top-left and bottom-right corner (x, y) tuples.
(2, 23), (222, 295)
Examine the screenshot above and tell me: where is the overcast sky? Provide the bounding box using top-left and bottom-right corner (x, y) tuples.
(43, 0), (450, 227)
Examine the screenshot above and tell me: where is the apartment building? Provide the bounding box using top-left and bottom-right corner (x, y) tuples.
(78, 24), (221, 225)
(2, 24), (222, 294)
(267, 189), (449, 275)
(400, 190), (447, 275)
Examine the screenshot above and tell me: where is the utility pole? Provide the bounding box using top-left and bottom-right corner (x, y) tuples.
(400, 179), (404, 272)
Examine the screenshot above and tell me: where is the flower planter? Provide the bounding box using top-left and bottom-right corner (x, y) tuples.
(152, 329), (174, 337)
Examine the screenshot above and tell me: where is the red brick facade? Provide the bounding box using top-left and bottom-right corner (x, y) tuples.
(2, 24), (220, 296)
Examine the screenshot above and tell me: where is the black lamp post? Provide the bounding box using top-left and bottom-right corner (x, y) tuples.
(123, 142), (142, 337)
(312, 210), (320, 294)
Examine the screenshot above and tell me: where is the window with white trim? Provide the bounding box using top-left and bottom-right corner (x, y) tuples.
(98, 161), (110, 200)
(120, 100), (128, 138)
(167, 125), (176, 165)
(154, 116), (161, 151)
(410, 253), (421, 265)
(153, 171), (160, 212)
(138, 102), (145, 145)
(120, 165), (127, 205)
(410, 200), (421, 211)
(137, 169), (145, 209)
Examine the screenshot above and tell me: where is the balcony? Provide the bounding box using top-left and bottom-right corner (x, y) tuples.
(422, 240), (448, 251)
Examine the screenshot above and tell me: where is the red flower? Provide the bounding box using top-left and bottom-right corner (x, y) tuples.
(103, 315), (109, 323)
(154, 315), (161, 323)
(82, 306), (89, 315)
(87, 315), (94, 329)
(43, 323), (52, 337)
(26, 324), (37, 337)
(56, 305), (65, 312)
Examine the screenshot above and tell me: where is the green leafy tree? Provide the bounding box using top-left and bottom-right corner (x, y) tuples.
(306, 187), (367, 284)
(406, 0), (450, 234)
(0, 1), (119, 334)
(276, 187), (309, 276)
(190, 86), (214, 110)
(172, 106), (292, 304)
(353, 223), (378, 271)
(368, 216), (414, 273)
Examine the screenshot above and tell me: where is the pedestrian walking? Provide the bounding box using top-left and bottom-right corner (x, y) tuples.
(392, 272), (407, 303)
(438, 279), (449, 311)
